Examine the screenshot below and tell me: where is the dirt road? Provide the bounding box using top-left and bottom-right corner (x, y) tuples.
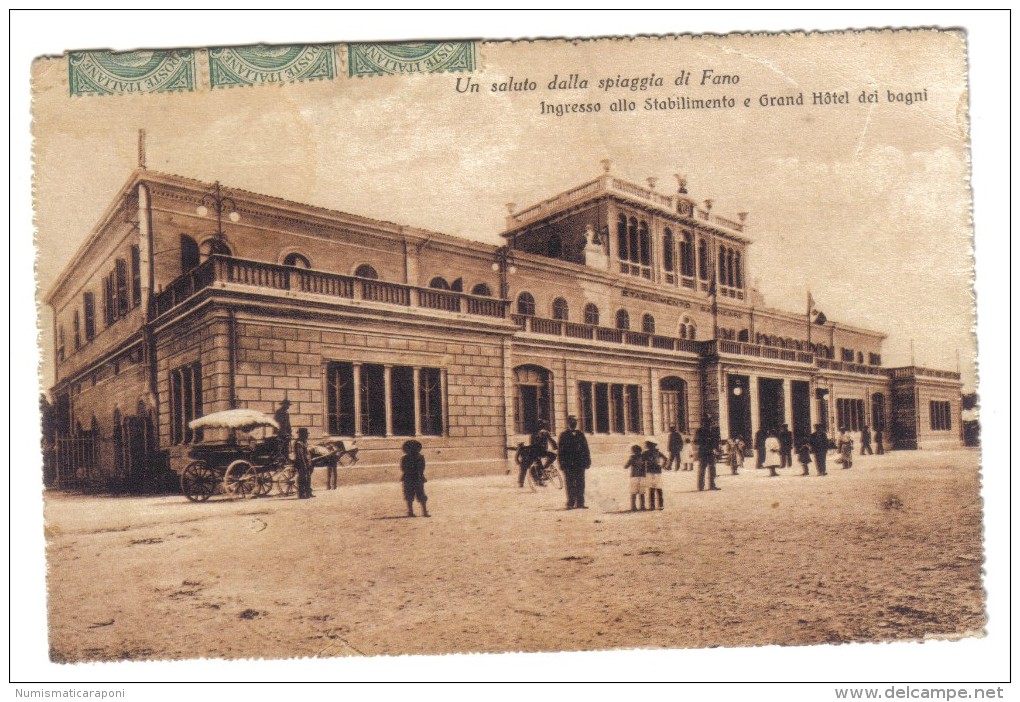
(44, 449), (984, 662)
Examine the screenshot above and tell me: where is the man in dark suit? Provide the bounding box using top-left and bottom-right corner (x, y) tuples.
(558, 416), (592, 509)
(779, 423), (794, 468)
(754, 426), (767, 470)
(294, 427), (314, 498)
(860, 425), (874, 455)
(809, 423), (830, 476)
(695, 416), (721, 491)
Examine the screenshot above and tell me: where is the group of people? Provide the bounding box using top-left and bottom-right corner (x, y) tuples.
(275, 397), (885, 518)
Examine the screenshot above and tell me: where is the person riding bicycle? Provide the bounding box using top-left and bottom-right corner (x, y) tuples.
(519, 421), (558, 487)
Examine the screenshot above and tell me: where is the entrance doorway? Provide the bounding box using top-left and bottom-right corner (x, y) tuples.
(758, 377), (785, 434)
(727, 374), (752, 443)
(816, 388), (830, 433)
(791, 381), (811, 445)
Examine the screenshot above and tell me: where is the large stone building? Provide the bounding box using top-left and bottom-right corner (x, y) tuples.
(43, 165), (964, 489)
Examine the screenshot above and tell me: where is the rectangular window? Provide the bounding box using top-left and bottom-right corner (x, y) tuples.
(170, 361), (203, 444)
(930, 400), (952, 431)
(57, 326), (65, 362)
(103, 273), (114, 327)
(115, 258), (130, 317)
(582, 381), (642, 434)
(594, 383), (610, 434)
(626, 385), (642, 434)
(83, 292), (96, 342)
(611, 384), (626, 434)
(326, 362), (356, 436)
(577, 381), (594, 433)
(419, 367), (443, 436)
(868, 352), (882, 366)
(390, 365), (416, 436)
(359, 364), (387, 437)
(130, 245), (142, 307)
(841, 348), (855, 363)
(835, 398), (866, 432)
(73, 311), (81, 350)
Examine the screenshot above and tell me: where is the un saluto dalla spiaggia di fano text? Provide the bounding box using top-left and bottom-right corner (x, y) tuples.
(453, 71), (930, 116)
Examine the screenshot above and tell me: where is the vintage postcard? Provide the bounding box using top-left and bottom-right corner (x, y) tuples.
(30, 25), (985, 670)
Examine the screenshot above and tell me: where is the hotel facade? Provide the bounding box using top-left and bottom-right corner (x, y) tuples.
(43, 166), (964, 489)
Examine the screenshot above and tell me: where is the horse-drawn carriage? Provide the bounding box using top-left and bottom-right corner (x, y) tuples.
(178, 409), (361, 502)
(178, 409), (295, 502)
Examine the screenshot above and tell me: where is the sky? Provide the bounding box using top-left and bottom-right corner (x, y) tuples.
(11, 9), (1011, 689)
(31, 27), (977, 392)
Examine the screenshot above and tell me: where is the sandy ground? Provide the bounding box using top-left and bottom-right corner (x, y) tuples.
(44, 448), (984, 662)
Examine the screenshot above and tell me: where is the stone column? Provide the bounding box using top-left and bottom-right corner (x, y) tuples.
(412, 367), (422, 436)
(383, 365), (393, 437)
(718, 369), (730, 440)
(748, 373), (760, 438)
(352, 363), (363, 437)
(783, 378), (793, 428)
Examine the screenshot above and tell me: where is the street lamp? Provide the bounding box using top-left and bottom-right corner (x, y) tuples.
(491, 245), (517, 299)
(196, 181), (240, 242)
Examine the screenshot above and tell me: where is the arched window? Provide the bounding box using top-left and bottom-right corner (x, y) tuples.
(283, 252), (311, 268)
(552, 297), (569, 321)
(547, 234), (563, 259)
(583, 303), (600, 326)
(698, 239), (709, 280)
(429, 277), (451, 290)
(679, 317), (697, 340)
(660, 377), (688, 432)
(201, 238), (231, 261)
(517, 292), (536, 317)
(354, 264), (379, 279)
(734, 252), (743, 288)
(180, 235), (200, 272)
(628, 218), (639, 265)
(738, 329), (750, 342)
(638, 220), (651, 267)
(663, 229), (675, 272)
(513, 365), (552, 435)
(617, 214), (628, 261)
(680, 231), (695, 277)
(718, 245), (727, 285)
(615, 309), (630, 331)
(642, 314), (656, 334)
(726, 249), (735, 287)
(471, 283), (492, 297)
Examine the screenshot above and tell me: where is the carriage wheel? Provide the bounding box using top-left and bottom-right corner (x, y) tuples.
(253, 469), (275, 497)
(274, 466), (297, 497)
(224, 460), (258, 499)
(181, 461), (217, 502)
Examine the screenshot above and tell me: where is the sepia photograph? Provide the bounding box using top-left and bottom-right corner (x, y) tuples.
(11, 9), (1009, 692)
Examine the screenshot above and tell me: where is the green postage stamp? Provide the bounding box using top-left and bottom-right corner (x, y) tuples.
(28, 22), (997, 681)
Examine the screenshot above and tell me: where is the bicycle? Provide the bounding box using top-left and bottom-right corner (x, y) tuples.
(512, 442), (564, 492)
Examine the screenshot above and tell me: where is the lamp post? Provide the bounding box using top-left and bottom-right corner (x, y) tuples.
(491, 245), (517, 300)
(196, 181), (241, 243)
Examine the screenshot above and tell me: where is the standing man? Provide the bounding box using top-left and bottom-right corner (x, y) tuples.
(695, 416), (721, 491)
(860, 425), (874, 455)
(558, 416), (592, 510)
(274, 398), (293, 458)
(666, 426), (683, 471)
(778, 423), (794, 469)
(875, 428), (885, 455)
(809, 423), (829, 476)
(753, 425), (767, 470)
(294, 427), (314, 499)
